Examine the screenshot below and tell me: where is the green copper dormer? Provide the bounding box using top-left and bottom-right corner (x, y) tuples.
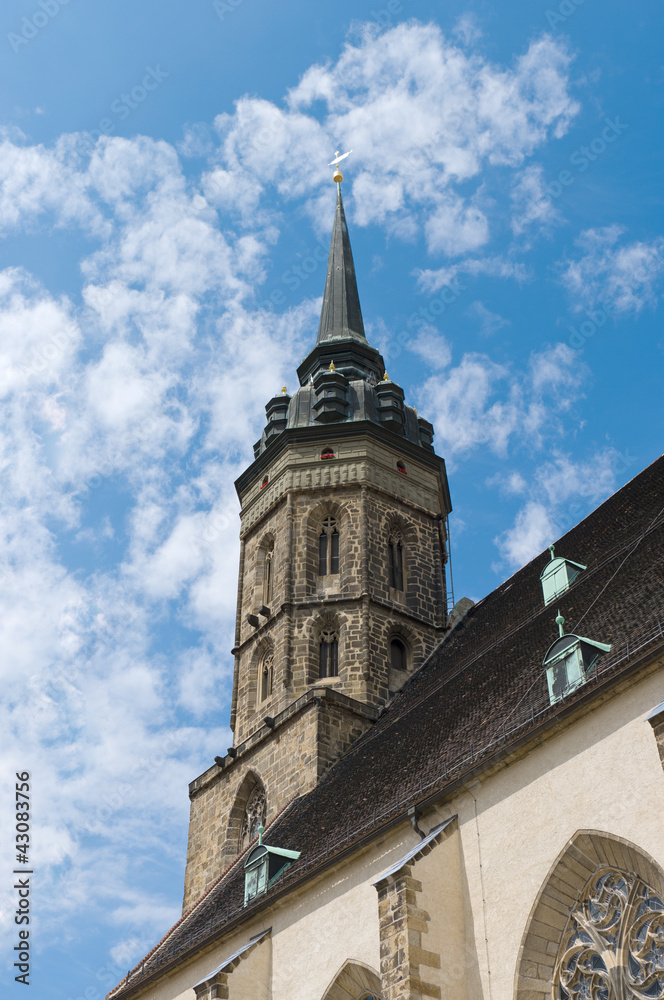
(540, 544), (586, 606)
(544, 613), (611, 705)
(243, 826), (300, 906)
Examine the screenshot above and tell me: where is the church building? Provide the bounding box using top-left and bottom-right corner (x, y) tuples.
(108, 161), (664, 1000)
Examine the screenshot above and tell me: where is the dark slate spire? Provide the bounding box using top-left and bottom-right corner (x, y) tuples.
(317, 184), (366, 345)
(296, 179), (385, 386)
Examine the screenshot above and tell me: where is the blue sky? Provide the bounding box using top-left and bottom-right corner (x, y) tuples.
(0, 1), (662, 997)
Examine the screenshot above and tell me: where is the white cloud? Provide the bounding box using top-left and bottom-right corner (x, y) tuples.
(511, 163), (564, 236)
(466, 300), (510, 336)
(496, 500), (560, 570)
(560, 226), (664, 313)
(494, 449), (620, 570)
(205, 23), (579, 250)
(416, 341), (585, 460)
(417, 255), (530, 293)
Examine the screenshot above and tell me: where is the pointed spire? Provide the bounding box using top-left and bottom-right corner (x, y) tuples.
(317, 184), (366, 345)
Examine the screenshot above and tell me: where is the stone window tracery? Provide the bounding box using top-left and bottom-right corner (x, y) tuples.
(240, 783), (266, 852)
(259, 651), (273, 703)
(554, 867), (664, 1000)
(388, 528), (404, 591)
(319, 516), (339, 576)
(262, 543), (273, 606)
(319, 626), (339, 678)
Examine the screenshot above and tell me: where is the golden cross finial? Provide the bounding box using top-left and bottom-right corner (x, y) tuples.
(329, 149), (352, 184)
(281, 385), (287, 394)
(329, 361), (336, 372)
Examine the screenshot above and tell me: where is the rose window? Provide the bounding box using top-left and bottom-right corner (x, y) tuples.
(555, 868), (664, 1000)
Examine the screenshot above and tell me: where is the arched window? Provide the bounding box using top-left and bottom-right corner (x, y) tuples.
(319, 626), (339, 678)
(260, 475), (268, 489)
(516, 831), (664, 1000)
(321, 447), (335, 459)
(259, 651), (273, 702)
(240, 783), (266, 852)
(319, 517), (339, 576)
(396, 460), (407, 474)
(388, 531), (404, 591)
(554, 868), (664, 999)
(390, 638), (407, 674)
(262, 543), (273, 606)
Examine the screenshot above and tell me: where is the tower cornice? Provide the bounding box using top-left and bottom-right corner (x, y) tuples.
(236, 419), (452, 515)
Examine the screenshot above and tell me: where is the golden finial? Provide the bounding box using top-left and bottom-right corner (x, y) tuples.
(329, 361), (336, 372)
(383, 372), (390, 381)
(414, 407), (418, 414)
(329, 149), (352, 185)
(281, 385), (287, 394)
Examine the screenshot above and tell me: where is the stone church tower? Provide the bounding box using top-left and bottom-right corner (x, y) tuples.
(182, 173), (452, 910)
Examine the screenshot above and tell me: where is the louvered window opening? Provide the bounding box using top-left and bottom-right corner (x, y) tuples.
(389, 537), (404, 591)
(319, 630), (339, 678)
(260, 652), (273, 702)
(319, 517), (339, 575)
(263, 547), (273, 605)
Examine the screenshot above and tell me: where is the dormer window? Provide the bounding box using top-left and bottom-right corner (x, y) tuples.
(244, 827), (300, 905)
(540, 544), (586, 605)
(544, 614), (611, 705)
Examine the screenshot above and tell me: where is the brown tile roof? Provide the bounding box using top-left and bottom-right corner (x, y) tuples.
(110, 454), (664, 999)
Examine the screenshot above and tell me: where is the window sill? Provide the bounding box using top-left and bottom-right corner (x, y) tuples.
(311, 677), (342, 689)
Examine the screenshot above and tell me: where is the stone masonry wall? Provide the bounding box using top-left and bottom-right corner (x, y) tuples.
(377, 863), (441, 1000)
(182, 691), (376, 911)
(232, 432), (448, 745)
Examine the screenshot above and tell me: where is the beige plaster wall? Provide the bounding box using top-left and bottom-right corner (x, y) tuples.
(269, 831), (413, 1000)
(445, 663), (664, 1000)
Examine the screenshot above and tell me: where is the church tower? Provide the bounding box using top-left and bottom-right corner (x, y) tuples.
(182, 166), (452, 910)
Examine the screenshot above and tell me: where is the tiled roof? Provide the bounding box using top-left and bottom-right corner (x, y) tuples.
(110, 454), (664, 998)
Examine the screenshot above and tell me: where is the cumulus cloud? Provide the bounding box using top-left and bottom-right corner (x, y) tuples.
(511, 163), (565, 236)
(416, 341), (586, 460)
(494, 449), (620, 569)
(205, 23), (578, 249)
(560, 225), (664, 313)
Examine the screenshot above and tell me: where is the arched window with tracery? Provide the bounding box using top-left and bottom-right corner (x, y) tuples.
(516, 832), (664, 1000)
(319, 625), (339, 678)
(554, 867), (664, 999)
(388, 528), (404, 591)
(240, 782), (266, 852)
(259, 650), (273, 702)
(319, 516), (339, 576)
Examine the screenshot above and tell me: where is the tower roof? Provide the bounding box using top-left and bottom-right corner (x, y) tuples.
(317, 184), (366, 346)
